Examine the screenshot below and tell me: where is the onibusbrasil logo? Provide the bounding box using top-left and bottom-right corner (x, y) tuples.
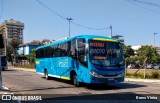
(2, 94), (42, 101)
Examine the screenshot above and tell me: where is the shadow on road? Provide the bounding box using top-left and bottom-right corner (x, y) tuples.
(85, 83), (147, 90)
(41, 77), (73, 85)
(11, 86), (74, 92)
(2, 69), (17, 72)
(42, 77), (146, 91)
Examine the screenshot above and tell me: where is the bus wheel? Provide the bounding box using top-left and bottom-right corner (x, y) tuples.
(44, 69), (49, 80)
(73, 74), (80, 87)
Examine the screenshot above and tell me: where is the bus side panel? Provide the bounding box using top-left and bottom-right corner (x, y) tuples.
(76, 64), (91, 83)
(46, 58), (55, 76)
(49, 58), (57, 76)
(70, 58), (90, 83)
(36, 59), (46, 74)
(56, 57), (72, 80)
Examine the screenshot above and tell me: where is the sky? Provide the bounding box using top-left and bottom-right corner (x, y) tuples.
(0, 0), (160, 46)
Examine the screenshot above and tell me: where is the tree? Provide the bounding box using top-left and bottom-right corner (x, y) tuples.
(9, 39), (20, 55)
(122, 44), (135, 58)
(7, 39), (21, 64)
(27, 49), (36, 64)
(136, 45), (160, 63)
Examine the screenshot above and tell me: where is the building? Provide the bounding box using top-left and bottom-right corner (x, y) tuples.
(18, 43), (39, 55)
(131, 45), (142, 55)
(131, 45), (141, 51)
(156, 47), (160, 54)
(112, 35), (124, 43)
(0, 19), (24, 46)
(41, 39), (52, 45)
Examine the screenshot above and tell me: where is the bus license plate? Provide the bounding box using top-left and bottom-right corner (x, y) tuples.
(108, 78), (114, 81)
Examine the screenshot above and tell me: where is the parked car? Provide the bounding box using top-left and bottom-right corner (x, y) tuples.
(153, 64), (160, 69)
(127, 64), (135, 69)
(146, 64), (155, 69)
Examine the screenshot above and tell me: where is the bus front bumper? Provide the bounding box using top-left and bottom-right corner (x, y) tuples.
(90, 72), (125, 83)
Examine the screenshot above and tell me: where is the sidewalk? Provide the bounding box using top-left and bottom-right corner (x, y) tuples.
(0, 86), (10, 95)
(10, 66), (36, 72)
(125, 78), (160, 83)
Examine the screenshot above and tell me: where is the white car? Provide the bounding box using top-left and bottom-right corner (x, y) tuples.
(127, 64), (135, 69)
(146, 64), (155, 69)
(153, 64), (160, 69)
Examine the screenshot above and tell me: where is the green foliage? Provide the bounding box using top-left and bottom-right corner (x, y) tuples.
(27, 49), (36, 63)
(151, 71), (159, 78)
(136, 46), (160, 63)
(124, 45), (160, 65)
(6, 46), (13, 62)
(122, 44), (135, 58)
(6, 39), (21, 62)
(126, 56), (145, 65)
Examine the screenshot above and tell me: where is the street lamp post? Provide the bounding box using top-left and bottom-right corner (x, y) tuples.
(110, 25), (112, 38)
(154, 33), (157, 47)
(66, 18), (73, 37)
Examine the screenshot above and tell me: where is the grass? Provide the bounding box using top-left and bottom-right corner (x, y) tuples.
(126, 69), (160, 79)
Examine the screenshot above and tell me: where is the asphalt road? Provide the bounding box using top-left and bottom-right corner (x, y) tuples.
(1, 67), (160, 103)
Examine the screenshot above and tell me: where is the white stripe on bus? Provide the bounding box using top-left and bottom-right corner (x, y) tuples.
(37, 72), (61, 78)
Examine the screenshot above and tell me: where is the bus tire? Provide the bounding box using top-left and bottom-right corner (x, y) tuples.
(73, 74), (80, 87)
(44, 69), (50, 80)
(2, 68), (5, 71)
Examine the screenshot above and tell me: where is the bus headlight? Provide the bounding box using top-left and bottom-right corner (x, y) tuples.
(90, 71), (103, 78)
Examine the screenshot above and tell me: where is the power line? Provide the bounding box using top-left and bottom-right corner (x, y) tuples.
(36, 0), (66, 20)
(36, 0), (110, 30)
(126, 0), (160, 14)
(0, 0), (3, 21)
(71, 21), (110, 30)
(127, 0), (160, 8)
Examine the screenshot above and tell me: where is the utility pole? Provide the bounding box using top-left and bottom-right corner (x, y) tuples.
(154, 33), (157, 47)
(110, 25), (112, 38)
(4, 38), (7, 56)
(66, 18), (73, 37)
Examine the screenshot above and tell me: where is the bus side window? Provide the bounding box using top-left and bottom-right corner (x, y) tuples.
(37, 48), (44, 58)
(70, 40), (77, 59)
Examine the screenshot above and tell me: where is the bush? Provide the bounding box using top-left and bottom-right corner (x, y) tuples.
(151, 71), (159, 78)
(133, 73), (144, 78)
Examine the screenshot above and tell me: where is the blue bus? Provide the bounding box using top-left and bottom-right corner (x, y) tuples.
(36, 35), (125, 86)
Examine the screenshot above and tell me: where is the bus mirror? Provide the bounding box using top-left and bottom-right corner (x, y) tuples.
(85, 44), (89, 54)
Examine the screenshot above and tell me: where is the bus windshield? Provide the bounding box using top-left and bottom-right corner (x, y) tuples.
(89, 40), (124, 67)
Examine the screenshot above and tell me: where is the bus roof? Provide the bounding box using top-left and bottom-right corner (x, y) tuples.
(36, 34), (118, 50)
